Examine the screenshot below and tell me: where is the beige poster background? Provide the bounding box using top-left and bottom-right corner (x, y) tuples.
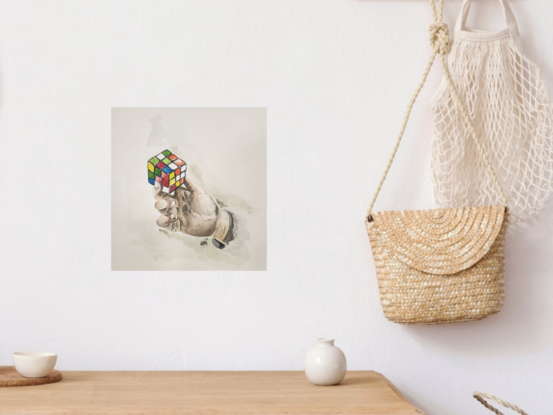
(112, 108), (267, 271)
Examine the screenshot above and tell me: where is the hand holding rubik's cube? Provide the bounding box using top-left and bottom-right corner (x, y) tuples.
(147, 149), (187, 195)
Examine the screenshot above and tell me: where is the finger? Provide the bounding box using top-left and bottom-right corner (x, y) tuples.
(152, 182), (165, 200)
(175, 186), (192, 208)
(182, 176), (202, 195)
(154, 198), (179, 214)
(156, 213), (179, 230)
(177, 185), (192, 195)
(153, 182), (177, 203)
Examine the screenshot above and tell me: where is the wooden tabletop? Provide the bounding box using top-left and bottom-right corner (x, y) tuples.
(0, 371), (424, 415)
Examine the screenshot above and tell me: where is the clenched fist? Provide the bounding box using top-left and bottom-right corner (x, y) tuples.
(152, 176), (232, 245)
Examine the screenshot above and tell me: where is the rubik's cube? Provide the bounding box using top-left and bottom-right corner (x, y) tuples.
(147, 149), (187, 195)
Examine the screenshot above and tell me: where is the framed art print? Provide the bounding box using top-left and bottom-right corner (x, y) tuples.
(111, 108), (267, 271)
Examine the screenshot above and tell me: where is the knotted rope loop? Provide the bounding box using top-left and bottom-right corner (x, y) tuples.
(429, 22), (451, 55)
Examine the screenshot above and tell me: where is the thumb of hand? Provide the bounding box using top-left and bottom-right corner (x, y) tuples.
(152, 182), (164, 200)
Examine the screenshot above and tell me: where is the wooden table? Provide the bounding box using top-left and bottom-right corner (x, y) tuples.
(0, 371), (424, 415)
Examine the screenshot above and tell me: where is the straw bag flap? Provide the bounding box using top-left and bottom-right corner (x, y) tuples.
(367, 205), (505, 275)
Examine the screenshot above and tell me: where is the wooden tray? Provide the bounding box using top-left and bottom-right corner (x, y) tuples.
(0, 366), (62, 387)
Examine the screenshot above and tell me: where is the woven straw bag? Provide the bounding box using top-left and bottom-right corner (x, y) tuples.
(365, 0), (509, 324)
(474, 392), (528, 415)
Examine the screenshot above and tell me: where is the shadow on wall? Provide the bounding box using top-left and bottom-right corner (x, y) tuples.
(404, 198), (553, 357)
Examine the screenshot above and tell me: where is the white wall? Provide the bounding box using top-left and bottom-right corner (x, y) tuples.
(1, 1), (552, 413)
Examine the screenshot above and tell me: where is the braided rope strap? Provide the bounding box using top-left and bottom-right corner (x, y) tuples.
(366, 0), (507, 221)
(474, 392), (529, 415)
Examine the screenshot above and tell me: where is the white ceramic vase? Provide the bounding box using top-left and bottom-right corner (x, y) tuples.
(304, 338), (347, 386)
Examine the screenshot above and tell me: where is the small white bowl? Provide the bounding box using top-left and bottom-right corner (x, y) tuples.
(13, 352), (57, 378)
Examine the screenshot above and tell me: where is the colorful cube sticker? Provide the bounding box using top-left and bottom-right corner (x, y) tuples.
(148, 150), (186, 194)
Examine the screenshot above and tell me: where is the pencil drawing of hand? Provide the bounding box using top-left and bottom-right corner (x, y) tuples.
(152, 177), (233, 246)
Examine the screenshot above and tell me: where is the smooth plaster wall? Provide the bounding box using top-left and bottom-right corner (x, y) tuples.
(0, 1), (552, 413)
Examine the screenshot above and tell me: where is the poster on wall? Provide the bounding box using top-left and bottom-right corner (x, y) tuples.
(111, 108), (267, 271)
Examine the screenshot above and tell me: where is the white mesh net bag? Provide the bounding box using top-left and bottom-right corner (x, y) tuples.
(429, 0), (553, 222)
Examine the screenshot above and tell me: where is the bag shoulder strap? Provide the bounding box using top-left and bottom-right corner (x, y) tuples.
(473, 392), (528, 415)
(366, 0), (508, 222)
